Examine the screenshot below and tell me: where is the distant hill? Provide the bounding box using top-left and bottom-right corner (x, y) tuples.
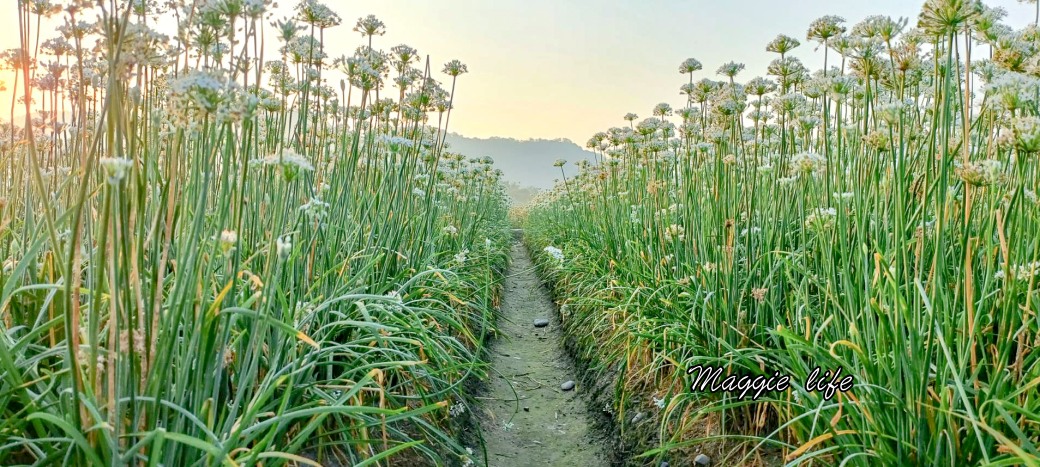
(501, 181), (543, 206)
(443, 133), (597, 189)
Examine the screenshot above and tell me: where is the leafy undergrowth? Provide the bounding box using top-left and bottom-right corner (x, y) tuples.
(522, 3), (1040, 466)
(0, 1), (511, 465)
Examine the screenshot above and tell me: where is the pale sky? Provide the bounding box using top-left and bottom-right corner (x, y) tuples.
(0, 0), (1035, 143)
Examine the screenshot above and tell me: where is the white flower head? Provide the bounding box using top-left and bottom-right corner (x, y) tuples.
(300, 196), (330, 220)
(679, 57), (703, 74)
(790, 151), (826, 176)
(254, 148), (314, 181)
(219, 229), (237, 252)
(100, 157), (133, 185)
(664, 224), (686, 242)
(832, 191), (854, 202)
(276, 235), (293, 259)
(996, 262), (1040, 282)
(442, 59), (468, 76)
(740, 226), (762, 236)
(805, 207), (838, 231)
(1012, 116), (1040, 154)
(543, 246), (565, 264)
(453, 249), (469, 265)
(955, 159), (1005, 187)
(380, 134), (415, 153)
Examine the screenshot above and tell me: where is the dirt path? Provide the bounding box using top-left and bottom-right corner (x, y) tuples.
(475, 234), (607, 466)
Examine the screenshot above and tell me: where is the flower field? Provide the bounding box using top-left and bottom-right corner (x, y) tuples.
(524, 4), (1040, 466)
(3, 0), (1040, 466)
(0, 1), (510, 465)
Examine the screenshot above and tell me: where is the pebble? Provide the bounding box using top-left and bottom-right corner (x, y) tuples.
(560, 380), (576, 391)
(631, 412), (645, 424)
(694, 453), (711, 466)
(660, 462), (669, 467)
(523, 406), (530, 412)
(533, 318), (550, 328)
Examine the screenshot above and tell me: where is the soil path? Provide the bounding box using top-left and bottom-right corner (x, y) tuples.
(476, 234), (607, 466)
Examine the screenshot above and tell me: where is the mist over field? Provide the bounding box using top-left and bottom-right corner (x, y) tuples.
(444, 133), (597, 189)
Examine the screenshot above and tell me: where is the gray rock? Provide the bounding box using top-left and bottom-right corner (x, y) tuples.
(560, 380), (576, 391)
(660, 462), (669, 467)
(533, 318), (550, 328)
(631, 412), (645, 424)
(694, 453), (711, 466)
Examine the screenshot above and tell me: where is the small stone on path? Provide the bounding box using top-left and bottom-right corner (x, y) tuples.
(694, 453), (711, 466)
(533, 318), (549, 328)
(560, 380), (575, 391)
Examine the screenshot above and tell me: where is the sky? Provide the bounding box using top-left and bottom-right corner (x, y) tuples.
(0, 0), (1035, 144)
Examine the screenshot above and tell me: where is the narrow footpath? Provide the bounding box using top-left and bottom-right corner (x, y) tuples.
(476, 234), (607, 466)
